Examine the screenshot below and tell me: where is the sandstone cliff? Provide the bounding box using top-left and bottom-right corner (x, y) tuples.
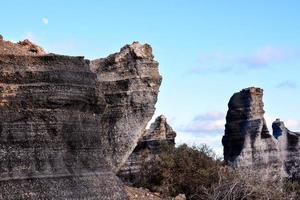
(0, 36), (161, 199)
(118, 115), (176, 184)
(223, 87), (300, 180)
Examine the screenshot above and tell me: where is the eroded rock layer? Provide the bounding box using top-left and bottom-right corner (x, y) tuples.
(0, 36), (161, 199)
(0, 36), (45, 55)
(222, 87), (280, 169)
(273, 119), (300, 180)
(90, 42), (162, 171)
(223, 87), (300, 179)
(118, 115), (176, 184)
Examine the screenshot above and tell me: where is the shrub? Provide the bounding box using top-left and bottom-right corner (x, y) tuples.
(209, 167), (292, 200)
(283, 179), (300, 197)
(135, 143), (298, 200)
(137, 144), (221, 199)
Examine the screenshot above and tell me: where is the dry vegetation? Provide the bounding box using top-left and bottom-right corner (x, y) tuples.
(133, 144), (300, 200)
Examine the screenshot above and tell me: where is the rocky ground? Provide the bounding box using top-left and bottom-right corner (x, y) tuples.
(125, 186), (186, 200)
(125, 186), (163, 200)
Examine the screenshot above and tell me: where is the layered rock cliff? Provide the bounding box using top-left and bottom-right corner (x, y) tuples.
(0, 36), (161, 199)
(118, 115), (176, 184)
(223, 87), (300, 180)
(90, 42), (162, 171)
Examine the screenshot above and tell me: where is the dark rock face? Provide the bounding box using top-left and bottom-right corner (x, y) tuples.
(118, 115), (176, 184)
(223, 87), (300, 179)
(0, 37), (161, 199)
(90, 42), (162, 171)
(272, 119), (300, 180)
(222, 87), (280, 170)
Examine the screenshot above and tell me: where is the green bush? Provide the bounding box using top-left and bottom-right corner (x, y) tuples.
(135, 143), (298, 200)
(137, 144), (222, 199)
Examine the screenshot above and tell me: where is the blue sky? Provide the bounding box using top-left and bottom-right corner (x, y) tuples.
(1, 0), (300, 155)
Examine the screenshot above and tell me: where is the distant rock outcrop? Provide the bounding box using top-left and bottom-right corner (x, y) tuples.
(0, 36), (161, 199)
(273, 119), (300, 180)
(0, 36), (45, 55)
(118, 115), (176, 184)
(223, 87), (300, 180)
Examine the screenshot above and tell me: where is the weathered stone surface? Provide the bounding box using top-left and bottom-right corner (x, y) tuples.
(273, 119), (300, 180)
(144, 115), (176, 142)
(118, 115), (176, 183)
(0, 37), (161, 199)
(0, 36), (45, 55)
(222, 87), (281, 177)
(223, 87), (300, 180)
(90, 42), (162, 172)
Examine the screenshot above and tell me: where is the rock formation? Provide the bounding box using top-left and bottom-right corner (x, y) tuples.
(223, 87), (300, 180)
(0, 37), (45, 55)
(118, 115), (176, 184)
(0, 36), (161, 199)
(273, 119), (300, 180)
(222, 87), (280, 169)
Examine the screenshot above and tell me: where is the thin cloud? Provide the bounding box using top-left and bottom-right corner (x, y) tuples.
(238, 46), (296, 68)
(42, 17), (49, 25)
(175, 111), (226, 156)
(22, 32), (36, 42)
(176, 132), (224, 156)
(265, 114), (300, 132)
(179, 112), (225, 133)
(177, 113), (300, 157)
(276, 80), (298, 89)
(285, 119), (300, 131)
(192, 46), (299, 74)
(46, 40), (76, 54)
(193, 111), (224, 121)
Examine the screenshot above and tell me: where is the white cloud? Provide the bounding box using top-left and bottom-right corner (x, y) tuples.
(42, 17), (49, 25)
(177, 112), (300, 157)
(192, 46), (299, 73)
(176, 132), (224, 157)
(276, 80), (298, 89)
(176, 111), (226, 157)
(238, 46), (297, 68)
(179, 112), (225, 133)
